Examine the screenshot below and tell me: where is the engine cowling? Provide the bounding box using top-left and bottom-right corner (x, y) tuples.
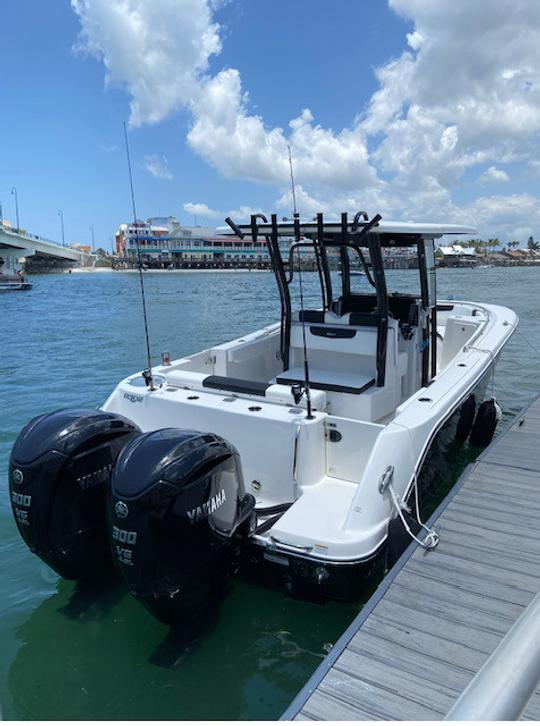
(9, 408), (141, 579)
(109, 428), (256, 624)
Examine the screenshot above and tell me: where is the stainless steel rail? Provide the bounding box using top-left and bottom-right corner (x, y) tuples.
(446, 589), (540, 721)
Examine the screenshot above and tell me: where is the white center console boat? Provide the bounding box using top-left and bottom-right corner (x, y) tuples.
(9, 212), (517, 623)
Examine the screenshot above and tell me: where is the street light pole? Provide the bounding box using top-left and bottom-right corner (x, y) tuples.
(58, 209), (65, 245)
(11, 187), (20, 230)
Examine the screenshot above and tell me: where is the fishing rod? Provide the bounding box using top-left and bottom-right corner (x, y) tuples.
(295, 244), (314, 420)
(287, 145), (313, 419)
(287, 144), (298, 216)
(123, 121), (155, 391)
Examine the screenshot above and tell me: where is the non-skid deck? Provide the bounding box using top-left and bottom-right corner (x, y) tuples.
(283, 395), (540, 721)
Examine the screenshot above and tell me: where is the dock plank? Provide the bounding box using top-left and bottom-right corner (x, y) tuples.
(301, 690), (380, 721)
(387, 583), (516, 636)
(284, 395), (540, 721)
(468, 460), (540, 487)
(335, 648), (460, 709)
(482, 431), (540, 471)
(405, 557), (534, 606)
(438, 517), (540, 558)
(316, 668), (445, 720)
(391, 570), (526, 620)
(407, 549), (540, 593)
(348, 629), (474, 693)
(361, 614), (491, 670)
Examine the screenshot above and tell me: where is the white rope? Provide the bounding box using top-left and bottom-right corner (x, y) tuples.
(387, 473), (439, 551)
(410, 472), (440, 549)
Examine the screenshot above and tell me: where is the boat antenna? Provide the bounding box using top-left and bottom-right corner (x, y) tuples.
(296, 244), (314, 420)
(123, 121), (155, 391)
(287, 144), (298, 216)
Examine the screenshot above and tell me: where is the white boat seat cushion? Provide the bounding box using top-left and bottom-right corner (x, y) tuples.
(276, 367), (375, 395)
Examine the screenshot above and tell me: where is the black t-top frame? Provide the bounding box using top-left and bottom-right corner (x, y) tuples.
(225, 212), (435, 391)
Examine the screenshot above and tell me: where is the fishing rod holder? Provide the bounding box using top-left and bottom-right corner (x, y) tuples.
(291, 383), (304, 405)
(142, 368), (155, 389)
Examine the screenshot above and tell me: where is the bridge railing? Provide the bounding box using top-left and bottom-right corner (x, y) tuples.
(0, 223), (80, 252)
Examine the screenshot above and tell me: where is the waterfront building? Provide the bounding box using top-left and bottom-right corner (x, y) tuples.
(436, 243), (477, 267)
(114, 216), (273, 268)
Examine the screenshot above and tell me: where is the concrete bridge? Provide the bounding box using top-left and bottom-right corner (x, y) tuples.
(0, 224), (86, 272)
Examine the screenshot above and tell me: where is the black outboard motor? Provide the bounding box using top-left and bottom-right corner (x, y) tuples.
(109, 429), (256, 624)
(9, 409), (140, 579)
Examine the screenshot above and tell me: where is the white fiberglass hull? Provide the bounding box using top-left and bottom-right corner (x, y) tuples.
(101, 299), (517, 590)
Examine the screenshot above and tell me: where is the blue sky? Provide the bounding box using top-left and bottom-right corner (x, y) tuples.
(2, 1), (540, 248)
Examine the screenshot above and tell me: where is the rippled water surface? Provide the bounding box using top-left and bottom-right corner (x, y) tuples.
(1, 267), (539, 719)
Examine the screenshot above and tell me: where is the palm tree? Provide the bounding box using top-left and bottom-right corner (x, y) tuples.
(466, 238), (487, 254)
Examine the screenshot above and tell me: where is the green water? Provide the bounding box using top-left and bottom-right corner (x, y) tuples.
(1, 267), (538, 719)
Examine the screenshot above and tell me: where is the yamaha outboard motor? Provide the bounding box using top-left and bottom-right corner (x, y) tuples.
(109, 429), (256, 624)
(9, 409), (140, 579)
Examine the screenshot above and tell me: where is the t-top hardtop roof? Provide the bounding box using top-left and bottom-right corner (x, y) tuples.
(217, 215), (476, 246)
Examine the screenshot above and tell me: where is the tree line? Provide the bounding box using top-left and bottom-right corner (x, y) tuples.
(463, 236), (540, 253)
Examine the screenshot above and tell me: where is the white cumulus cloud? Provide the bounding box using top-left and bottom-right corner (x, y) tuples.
(71, 0), (221, 126)
(183, 202), (220, 218)
(183, 201), (266, 222)
(481, 166), (510, 183)
(188, 71), (378, 191)
(72, 0), (540, 240)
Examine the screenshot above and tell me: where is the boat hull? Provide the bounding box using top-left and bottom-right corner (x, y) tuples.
(0, 282), (32, 291)
(243, 366), (492, 602)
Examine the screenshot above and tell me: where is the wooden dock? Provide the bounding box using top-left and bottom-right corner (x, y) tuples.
(283, 395), (540, 721)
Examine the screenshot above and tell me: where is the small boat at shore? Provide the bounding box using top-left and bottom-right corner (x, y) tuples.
(0, 277), (32, 291)
(0, 261), (32, 291)
(9, 212), (517, 625)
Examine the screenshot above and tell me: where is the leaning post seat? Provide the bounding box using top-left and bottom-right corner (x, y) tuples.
(280, 310), (405, 421)
(286, 310), (382, 379)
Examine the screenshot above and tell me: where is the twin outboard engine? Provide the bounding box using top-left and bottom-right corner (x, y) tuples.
(9, 410), (255, 624)
(9, 409), (140, 579)
(109, 429), (256, 624)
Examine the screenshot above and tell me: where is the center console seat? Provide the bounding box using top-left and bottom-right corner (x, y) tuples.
(276, 307), (408, 421)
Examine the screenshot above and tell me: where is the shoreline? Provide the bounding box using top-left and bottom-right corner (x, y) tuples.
(67, 267), (271, 274)
(58, 262), (540, 276)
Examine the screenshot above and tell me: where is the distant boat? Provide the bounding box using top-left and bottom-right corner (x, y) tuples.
(0, 274), (32, 291)
(340, 269), (364, 276)
(0, 256), (32, 290)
